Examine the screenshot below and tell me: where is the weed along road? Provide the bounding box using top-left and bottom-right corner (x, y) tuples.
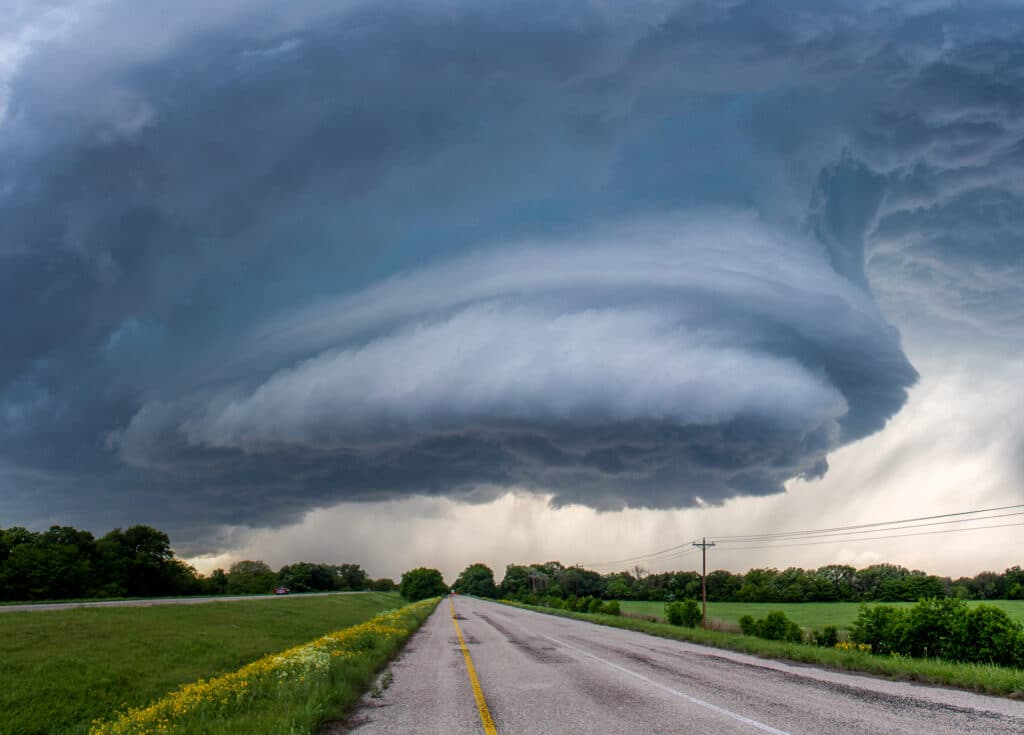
(347, 596), (1024, 735)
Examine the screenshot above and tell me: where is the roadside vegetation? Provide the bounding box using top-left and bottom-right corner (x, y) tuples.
(618, 599), (1024, 629)
(88, 599), (438, 735)
(0, 592), (405, 735)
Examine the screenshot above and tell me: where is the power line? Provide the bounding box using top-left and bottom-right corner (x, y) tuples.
(579, 502), (1024, 571)
(715, 509), (1024, 545)
(710, 520), (1024, 553)
(583, 542), (697, 569)
(712, 503), (1024, 542)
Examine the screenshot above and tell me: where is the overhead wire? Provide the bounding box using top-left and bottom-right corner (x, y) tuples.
(714, 509), (1024, 545)
(711, 520), (1024, 552)
(712, 503), (1024, 542)
(579, 502), (1024, 571)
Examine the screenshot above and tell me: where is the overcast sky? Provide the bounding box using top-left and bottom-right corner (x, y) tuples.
(2, 0), (1022, 582)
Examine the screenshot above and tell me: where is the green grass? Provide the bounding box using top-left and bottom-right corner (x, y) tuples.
(620, 599), (1024, 630)
(501, 601), (1024, 699)
(0, 591), (405, 735)
(90, 599), (439, 735)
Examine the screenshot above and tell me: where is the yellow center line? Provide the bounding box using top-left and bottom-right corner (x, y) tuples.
(449, 598), (498, 735)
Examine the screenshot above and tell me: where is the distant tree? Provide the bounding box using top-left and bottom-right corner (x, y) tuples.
(399, 567), (448, 601)
(605, 575), (634, 600)
(452, 563), (498, 597)
(816, 564), (856, 601)
(226, 560), (276, 594)
(500, 564), (532, 597)
(333, 563), (369, 590)
(1005, 566), (1024, 599)
(96, 525), (198, 597)
(208, 568), (229, 594)
(278, 562), (338, 592)
(371, 578), (397, 592)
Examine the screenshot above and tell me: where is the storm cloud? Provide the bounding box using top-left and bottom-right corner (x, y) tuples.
(1, 0), (1021, 544)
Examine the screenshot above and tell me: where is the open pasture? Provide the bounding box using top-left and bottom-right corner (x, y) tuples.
(0, 591), (403, 735)
(619, 599), (1024, 631)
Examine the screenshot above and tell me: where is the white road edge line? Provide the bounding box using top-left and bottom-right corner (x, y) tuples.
(541, 633), (792, 735)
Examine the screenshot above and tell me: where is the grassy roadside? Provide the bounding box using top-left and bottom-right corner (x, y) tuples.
(499, 601), (1024, 699)
(618, 599), (1024, 630)
(88, 598), (439, 735)
(0, 591), (405, 735)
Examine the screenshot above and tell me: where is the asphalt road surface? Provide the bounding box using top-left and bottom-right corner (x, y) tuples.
(344, 596), (1024, 735)
(0, 590), (366, 613)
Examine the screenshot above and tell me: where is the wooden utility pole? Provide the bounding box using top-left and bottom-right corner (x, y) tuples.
(692, 537), (716, 628)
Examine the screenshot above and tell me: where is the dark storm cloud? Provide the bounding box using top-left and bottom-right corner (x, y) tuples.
(1, 0), (1021, 544)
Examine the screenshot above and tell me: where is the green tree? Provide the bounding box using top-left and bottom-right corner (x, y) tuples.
(226, 560), (276, 594)
(333, 563), (369, 590)
(500, 564), (532, 597)
(278, 562), (338, 592)
(399, 567), (448, 601)
(452, 563), (498, 597)
(208, 568), (228, 594)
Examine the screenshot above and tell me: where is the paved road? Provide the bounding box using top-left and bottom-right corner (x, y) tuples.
(0, 590), (367, 613)
(345, 596), (1024, 735)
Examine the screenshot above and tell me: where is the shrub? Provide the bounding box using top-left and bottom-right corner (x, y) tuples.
(814, 625), (839, 648)
(963, 605), (1021, 667)
(665, 599), (701, 627)
(739, 614), (757, 636)
(679, 599), (702, 627)
(739, 611), (803, 642)
(601, 601), (621, 616)
(851, 604), (908, 655)
(851, 599), (1024, 666)
(587, 597), (603, 614)
(757, 611), (804, 642)
(902, 597), (968, 660)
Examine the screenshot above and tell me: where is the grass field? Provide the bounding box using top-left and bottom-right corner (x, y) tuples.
(619, 599), (1024, 630)
(0, 591), (404, 735)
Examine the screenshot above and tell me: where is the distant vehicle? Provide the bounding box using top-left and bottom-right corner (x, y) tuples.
(274, 587), (290, 595)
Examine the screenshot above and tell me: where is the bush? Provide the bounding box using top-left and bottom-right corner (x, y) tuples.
(850, 604), (908, 655)
(963, 605), (1020, 667)
(758, 611), (804, 642)
(739, 614), (757, 636)
(665, 601), (685, 625)
(903, 597), (968, 660)
(813, 625), (839, 648)
(851, 599), (1024, 667)
(679, 599), (702, 627)
(738, 610), (803, 642)
(601, 600), (621, 616)
(587, 597), (603, 614)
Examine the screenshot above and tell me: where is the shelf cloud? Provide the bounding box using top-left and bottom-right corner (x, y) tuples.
(1, 0), (1021, 546)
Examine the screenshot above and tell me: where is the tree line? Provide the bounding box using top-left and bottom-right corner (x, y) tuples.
(5, 523), (1022, 604)
(0, 524), (395, 601)
(460, 560), (1024, 603)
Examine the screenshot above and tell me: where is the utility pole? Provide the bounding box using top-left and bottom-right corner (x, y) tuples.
(692, 537), (716, 628)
